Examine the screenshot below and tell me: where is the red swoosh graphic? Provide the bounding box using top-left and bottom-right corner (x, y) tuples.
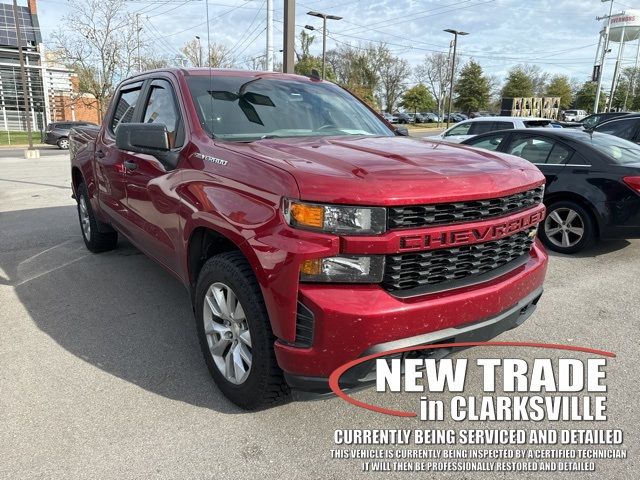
(328, 341), (616, 417)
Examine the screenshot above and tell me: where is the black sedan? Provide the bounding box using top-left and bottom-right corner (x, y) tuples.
(581, 111), (633, 130)
(461, 129), (640, 253)
(43, 121), (97, 149)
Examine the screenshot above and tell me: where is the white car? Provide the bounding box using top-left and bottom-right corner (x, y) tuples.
(425, 116), (554, 143)
(562, 109), (588, 122)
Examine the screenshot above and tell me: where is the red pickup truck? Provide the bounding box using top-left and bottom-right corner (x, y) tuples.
(69, 68), (547, 409)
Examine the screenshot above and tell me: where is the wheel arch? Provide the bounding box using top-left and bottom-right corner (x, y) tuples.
(186, 226), (261, 304)
(71, 166), (83, 197)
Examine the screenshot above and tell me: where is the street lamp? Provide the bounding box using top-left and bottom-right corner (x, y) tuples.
(307, 11), (342, 79)
(444, 28), (468, 128)
(195, 35), (202, 67)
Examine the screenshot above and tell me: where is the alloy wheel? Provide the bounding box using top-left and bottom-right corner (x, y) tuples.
(544, 208), (584, 248)
(202, 282), (252, 385)
(59, 138), (69, 149)
(79, 196), (91, 240)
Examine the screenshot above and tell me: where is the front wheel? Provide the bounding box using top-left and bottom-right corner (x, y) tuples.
(195, 251), (289, 409)
(540, 201), (595, 254)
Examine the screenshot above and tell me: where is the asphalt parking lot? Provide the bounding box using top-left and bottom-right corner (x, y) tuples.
(1, 151), (638, 479)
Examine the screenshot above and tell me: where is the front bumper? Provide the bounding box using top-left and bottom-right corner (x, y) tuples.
(285, 286), (543, 395)
(275, 241), (548, 386)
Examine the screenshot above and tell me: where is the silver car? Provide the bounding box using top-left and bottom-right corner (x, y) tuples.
(426, 116), (554, 143)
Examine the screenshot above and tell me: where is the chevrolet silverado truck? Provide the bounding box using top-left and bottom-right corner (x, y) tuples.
(69, 69), (548, 409)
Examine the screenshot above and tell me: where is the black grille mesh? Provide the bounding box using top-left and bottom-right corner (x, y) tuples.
(383, 228), (536, 293)
(387, 187), (544, 229)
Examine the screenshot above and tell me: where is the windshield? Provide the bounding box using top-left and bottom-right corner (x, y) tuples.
(186, 75), (393, 141)
(587, 132), (640, 165)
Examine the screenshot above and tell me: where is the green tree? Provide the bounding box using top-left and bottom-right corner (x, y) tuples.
(454, 60), (491, 113)
(294, 30), (335, 81)
(399, 84), (435, 113)
(612, 79), (630, 110)
(546, 74), (573, 110)
(501, 66), (534, 98)
(574, 81), (606, 112)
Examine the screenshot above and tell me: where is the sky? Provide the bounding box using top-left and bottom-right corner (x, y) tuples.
(33, 0), (640, 88)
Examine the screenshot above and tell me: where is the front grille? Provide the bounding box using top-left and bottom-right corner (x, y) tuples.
(387, 187), (544, 229)
(383, 227), (536, 295)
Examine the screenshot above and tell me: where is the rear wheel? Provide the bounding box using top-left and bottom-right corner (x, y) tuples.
(76, 183), (118, 252)
(57, 137), (69, 149)
(195, 251), (289, 409)
(540, 201), (594, 254)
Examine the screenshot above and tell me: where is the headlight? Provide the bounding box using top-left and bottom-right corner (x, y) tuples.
(283, 199), (386, 235)
(300, 255), (385, 283)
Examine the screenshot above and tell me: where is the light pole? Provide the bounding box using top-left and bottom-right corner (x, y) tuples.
(444, 28), (468, 128)
(195, 35), (202, 67)
(307, 11), (342, 79)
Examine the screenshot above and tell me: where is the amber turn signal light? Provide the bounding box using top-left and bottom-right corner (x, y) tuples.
(289, 202), (324, 229)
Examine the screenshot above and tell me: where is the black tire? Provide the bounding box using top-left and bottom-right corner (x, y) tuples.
(57, 137), (69, 149)
(76, 183), (118, 253)
(195, 251), (289, 409)
(540, 200), (595, 254)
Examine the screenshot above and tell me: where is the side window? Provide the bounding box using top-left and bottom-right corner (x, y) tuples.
(466, 134), (506, 151)
(546, 143), (573, 164)
(111, 85), (142, 132)
(142, 80), (183, 148)
(506, 136), (556, 164)
(468, 121), (495, 135)
(446, 122), (472, 136)
(491, 121), (514, 130)
(596, 118), (637, 140)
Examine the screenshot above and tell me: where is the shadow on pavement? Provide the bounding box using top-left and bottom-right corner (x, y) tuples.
(547, 238), (631, 258)
(0, 205), (245, 414)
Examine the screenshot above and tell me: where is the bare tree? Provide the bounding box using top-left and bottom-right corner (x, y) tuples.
(181, 39), (234, 68)
(50, 0), (139, 119)
(326, 43), (381, 107)
(415, 52), (455, 119)
(376, 45), (410, 112)
(139, 52), (171, 71)
(521, 64), (549, 97)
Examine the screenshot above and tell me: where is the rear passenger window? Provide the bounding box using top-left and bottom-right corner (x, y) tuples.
(111, 85), (142, 132)
(507, 137), (555, 164)
(596, 118), (637, 140)
(546, 143), (572, 164)
(492, 121), (514, 130)
(469, 121), (495, 135)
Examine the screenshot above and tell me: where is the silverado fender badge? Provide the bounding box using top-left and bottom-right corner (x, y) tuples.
(193, 152), (228, 166)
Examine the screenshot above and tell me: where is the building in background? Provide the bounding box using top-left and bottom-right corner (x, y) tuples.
(0, 0), (99, 136)
(0, 0), (46, 133)
(43, 51), (100, 125)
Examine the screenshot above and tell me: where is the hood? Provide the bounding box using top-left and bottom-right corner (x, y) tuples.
(218, 136), (544, 205)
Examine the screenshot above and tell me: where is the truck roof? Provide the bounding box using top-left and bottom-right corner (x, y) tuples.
(126, 67), (315, 83)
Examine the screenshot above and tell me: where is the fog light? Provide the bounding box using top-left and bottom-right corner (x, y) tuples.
(299, 256), (385, 283)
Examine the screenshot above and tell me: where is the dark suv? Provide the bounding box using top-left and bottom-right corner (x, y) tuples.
(44, 121), (97, 149)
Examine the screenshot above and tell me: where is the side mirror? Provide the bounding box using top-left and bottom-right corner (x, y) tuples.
(395, 126), (409, 136)
(116, 123), (170, 155)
